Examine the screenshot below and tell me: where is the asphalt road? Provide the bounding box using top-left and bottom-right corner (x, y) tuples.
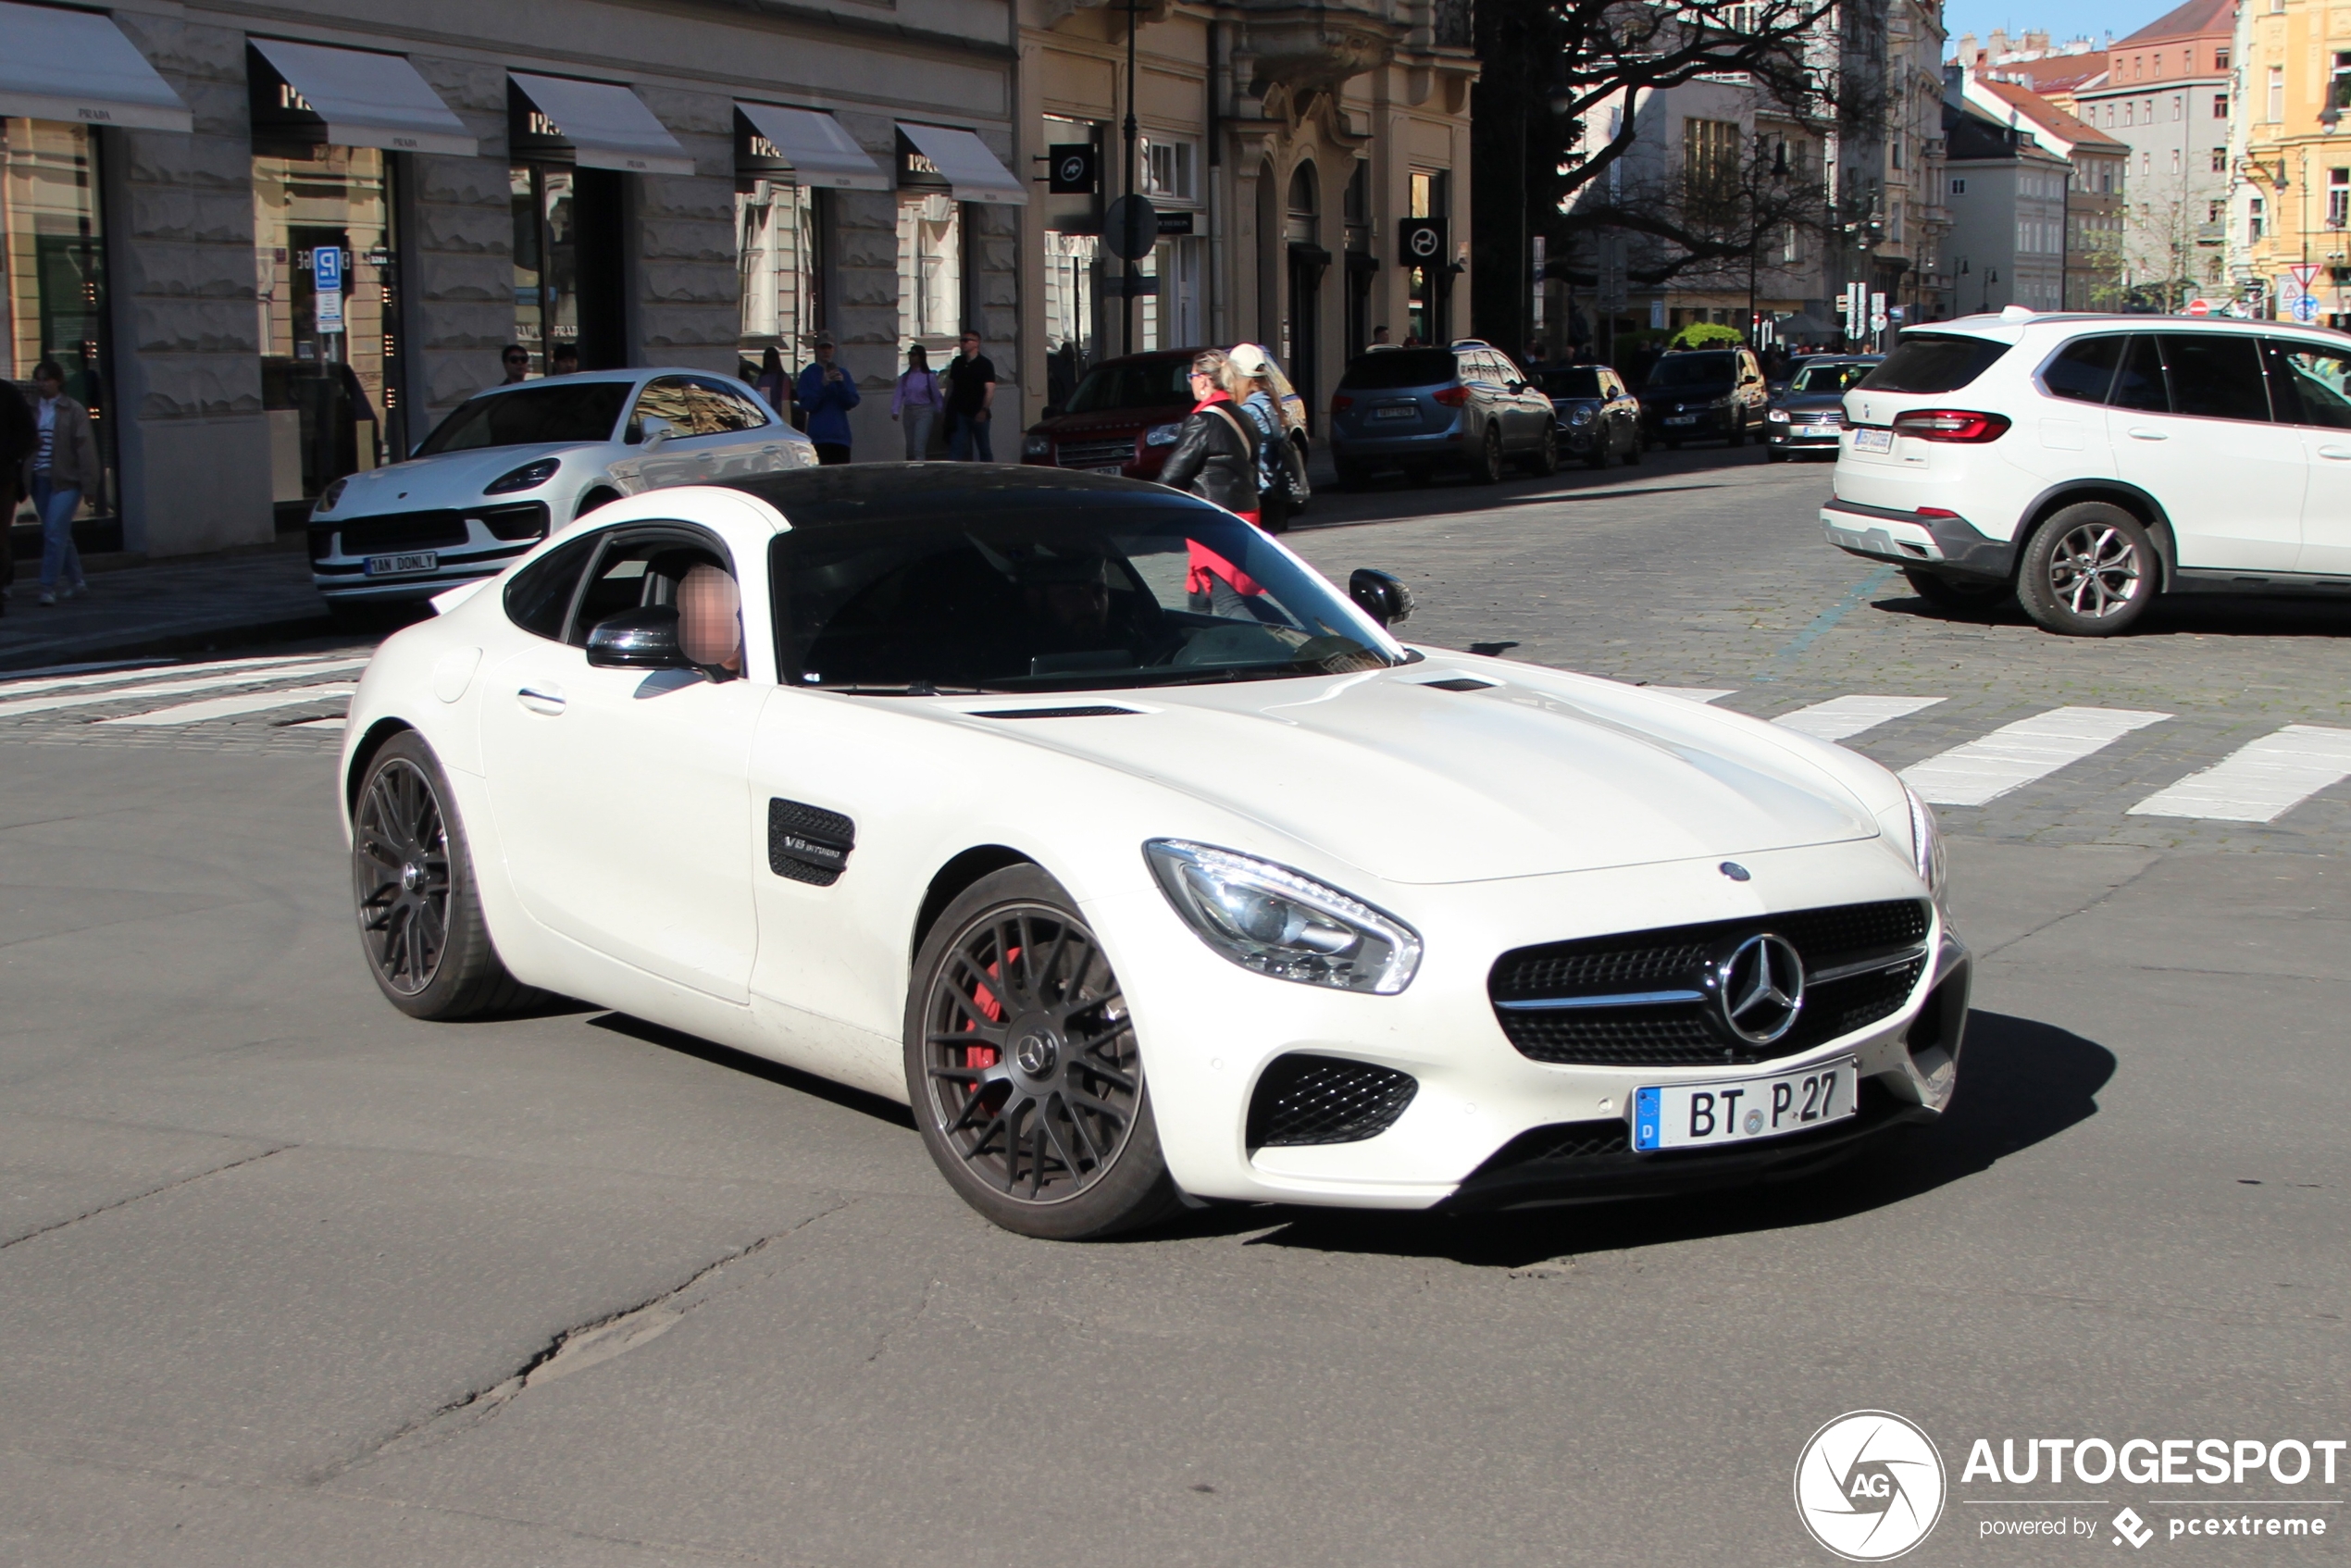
(4, 446), (2346, 1566)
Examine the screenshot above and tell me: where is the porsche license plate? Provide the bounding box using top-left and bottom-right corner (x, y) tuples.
(1851, 427), (1894, 452)
(364, 551), (438, 578)
(1632, 1058), (1857, 1151)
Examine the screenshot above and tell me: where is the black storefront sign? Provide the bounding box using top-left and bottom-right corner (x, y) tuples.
(1048, 143), (1097, 194)
(1399, 218), (1447, 268)
(1156, 209), (1194, 235)
(896, 128), (952, 192)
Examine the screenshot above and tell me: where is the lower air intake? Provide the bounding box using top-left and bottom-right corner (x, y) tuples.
(1247, 1054), (1418, 1149)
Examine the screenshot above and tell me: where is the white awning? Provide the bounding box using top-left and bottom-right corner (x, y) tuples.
(511, 73), (693, 176)
(0, 0), (190, 132)
(736, 102), (888, 191)
(249, 39), (475, 157)
(896, 122), (1027, 205)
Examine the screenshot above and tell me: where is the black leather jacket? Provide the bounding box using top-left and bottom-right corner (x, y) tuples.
(1156, 400), (1260, 514)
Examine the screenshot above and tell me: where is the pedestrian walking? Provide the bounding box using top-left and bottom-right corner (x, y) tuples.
(794, 334), (860, 465)
(943, 330), (996, 461)
(753, 346), (789, 416)
(499, 343), (531, 383)
(1223, 342), (1306, 534)
(1156, 350), (1263, 616)
(28, 361), (96, 607)
(0, 377), (32, 615)
(891, 344), (942, 460)
(548, 342), (579, 375)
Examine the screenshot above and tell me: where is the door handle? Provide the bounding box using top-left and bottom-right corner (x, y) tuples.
(516, 686), (566, 716)
(2320, 445), (2351, 460)
(2125, 427), (2169, 441)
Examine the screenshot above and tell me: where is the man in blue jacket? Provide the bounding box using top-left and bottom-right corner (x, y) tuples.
(794, 333), (860, 465)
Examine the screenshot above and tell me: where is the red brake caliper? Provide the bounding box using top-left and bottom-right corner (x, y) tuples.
(963, 947), (1019, 1074)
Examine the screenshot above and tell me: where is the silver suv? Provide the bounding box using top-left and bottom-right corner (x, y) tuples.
(1328, 341), (1560, 488)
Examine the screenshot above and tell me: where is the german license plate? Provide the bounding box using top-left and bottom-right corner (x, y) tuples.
(1852, 427), (1894, 452)
(1632, 1058), (1857, 1151)
(1374, 405), (1419, 420)
(364, 551), (438, 578)
(1665, 415), (1698, 425)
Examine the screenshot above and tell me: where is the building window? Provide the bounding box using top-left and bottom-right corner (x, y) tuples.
(2250, 195), (2266, 242)
(2215, 93), (2229, 118)
(1682, 118), (1741, 217)
(2142, 150), (2151, 176)
(896, 193), (962, 352)
(1141, 137), (1196, 204)
(2171, 147), (2182, 174)
(2332, 53), (2351, 111)
(512, 164), (624, 378)
(2, 118), (115, 538)
(2270, 66), (2286, 121)
(736, 180), (818, 392)
(1407, 168), (1449, 343)
(2216, 47), (2231, 68)
(255, 145), (399, 522)
(2212, 147), (2227, 173)
(1889, 200), (1903, 242)
(2172, 94), (2183, 119)
(2123, 100), (2134, 126)
(1950, 176), (1967, 193)
(2332, 168), (2349, 228)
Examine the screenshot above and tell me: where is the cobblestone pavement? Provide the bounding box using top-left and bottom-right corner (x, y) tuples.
(0, 546), (332, 671)
(6, 444), (2347, 852)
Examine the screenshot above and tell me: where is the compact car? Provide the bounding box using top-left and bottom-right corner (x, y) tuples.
(342, 465), (1969, 1238)
(1823, 310), (2351, 634)
(1533, 364), (1644, 467)
(309, 367), (812, 611)
(1765, 356), (1880, 461)
(1637, 347), (1772, 448)
(1328, 342), (1561, 487)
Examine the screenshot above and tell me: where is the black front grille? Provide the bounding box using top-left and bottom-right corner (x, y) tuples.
(479, 502), (550, 541)
(1247, 1054), (1418, 1148)
(334, 510), (468, 556)
(1490, 900), (1930, 1069)
(1055, 437), (1134, 468)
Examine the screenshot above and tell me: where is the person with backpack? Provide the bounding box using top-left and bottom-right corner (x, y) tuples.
(1222, 342), (1307, 534)
(1155, 350), (1263, 616)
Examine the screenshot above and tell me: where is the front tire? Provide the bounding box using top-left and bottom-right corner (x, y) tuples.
(351, 731), (537, 1019)
(1528, 425), (1561, 476)
(2018, 503), (2157, 636)
(905, 865), (1183, 1239)
(1622, 429), (1642, 465)
(1471, 425), (1504, 484)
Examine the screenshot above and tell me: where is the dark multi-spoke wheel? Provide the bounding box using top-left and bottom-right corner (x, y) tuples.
(2018, 502), (2156, 636)
(906, 865), (1182, 1238)
(349, 732), (537, 1019)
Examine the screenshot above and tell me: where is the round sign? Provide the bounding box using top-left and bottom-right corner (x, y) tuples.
(1406, 225), (1441, 261)
(1058, 154), (1087, 186)
(1102, 194), (1158, 262)
(2185, 298), (2211, 316)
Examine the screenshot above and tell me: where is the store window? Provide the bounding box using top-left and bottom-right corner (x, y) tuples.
(1040, 115), (1102, 410)
(737, 179), (817, 390)
(253, 146), (398, 525)
(897, 193), (963, 353)
(1407, 168), (1451, 344)
(1, 118), (114, 541)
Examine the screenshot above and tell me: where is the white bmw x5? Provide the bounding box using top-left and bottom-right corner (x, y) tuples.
(1822, 309), (2351, 634)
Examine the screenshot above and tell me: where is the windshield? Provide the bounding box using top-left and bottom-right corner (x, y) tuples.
(1860, 334), (2010, 393)
(1063, 359), (1193, 415)
(1645, 354), (1735, 389)
(1535, 367), (1604, 399)
(1339, 349), (1458, 391)
(415, 381), (631, 455)
(771, 502), (1400, 692)
(1791, 362), (1873, 394)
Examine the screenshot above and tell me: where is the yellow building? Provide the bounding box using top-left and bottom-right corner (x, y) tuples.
(2230, 0), (2351, 324)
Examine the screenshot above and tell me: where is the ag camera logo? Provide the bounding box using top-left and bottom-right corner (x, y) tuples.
(1795, 1411), (1947, 1561)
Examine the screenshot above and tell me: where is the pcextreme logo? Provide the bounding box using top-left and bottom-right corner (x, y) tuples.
(1795, 1410), (1949, 1561)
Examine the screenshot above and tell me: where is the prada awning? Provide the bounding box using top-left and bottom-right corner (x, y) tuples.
(736, 102), (888, 191)
(0, 0), (190, 132)
(510, 72), (693, 176)
(895, 122), (1027, 205)
(248, 39), (475, 156)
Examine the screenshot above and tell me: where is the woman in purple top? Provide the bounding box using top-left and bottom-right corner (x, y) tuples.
(891, 344), (941, 461)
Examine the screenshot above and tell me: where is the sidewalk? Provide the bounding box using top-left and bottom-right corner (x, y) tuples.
(0, 547), (334, 672)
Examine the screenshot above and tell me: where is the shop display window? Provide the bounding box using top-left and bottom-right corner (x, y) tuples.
(2, 118), (114, 539)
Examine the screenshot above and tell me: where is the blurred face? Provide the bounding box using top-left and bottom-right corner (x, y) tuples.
(1026, 579), (1110, 639)
(961, 334), (980, 358)
(678, 566), (743, 671)
(1188, 370), (1215, 400)
(501, 349), (529, 378)
(33, 371), (62, 398)
(815, 342), (835, 363)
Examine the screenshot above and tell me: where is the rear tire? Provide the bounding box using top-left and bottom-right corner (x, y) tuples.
(351, 731), (540, 1020)
(1904, 566), (2010, 614)
(2018, 502), (2158, 636)
(1471, 425), (1504, 484)
(905, 865), (1184, 1239)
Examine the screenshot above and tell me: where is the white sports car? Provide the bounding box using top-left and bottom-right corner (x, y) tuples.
(309, 367), (813, 610)
(340, 466), (1970, 1238)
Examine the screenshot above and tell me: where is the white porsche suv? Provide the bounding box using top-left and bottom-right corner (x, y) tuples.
(1821, 309), (2351, 635)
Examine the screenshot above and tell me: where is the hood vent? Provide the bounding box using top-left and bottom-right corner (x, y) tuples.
(972, 704), (1142, 719)
(1418, 677), (1497, 692)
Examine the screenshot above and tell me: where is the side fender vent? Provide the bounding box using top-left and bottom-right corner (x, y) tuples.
(769, 798), (855, 886)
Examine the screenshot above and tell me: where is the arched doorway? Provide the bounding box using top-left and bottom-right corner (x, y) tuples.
(1285, 162), (1327, 423)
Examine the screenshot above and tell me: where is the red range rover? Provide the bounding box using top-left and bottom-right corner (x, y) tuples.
(1020, 350), (1198, 482)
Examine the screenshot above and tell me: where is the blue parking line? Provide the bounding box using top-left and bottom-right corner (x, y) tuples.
(1753, 566), (1896, 682)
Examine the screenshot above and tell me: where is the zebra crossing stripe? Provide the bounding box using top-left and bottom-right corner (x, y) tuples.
(97, 683), (358, 727)
(1900, 705), (2171, 806)
(0, 652), (349, 700)
(0, 658), (370, 719)
(2127, 725), (2351, 823)
(1772, 694), (1945, 742)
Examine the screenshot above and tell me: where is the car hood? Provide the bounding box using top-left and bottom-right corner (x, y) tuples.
(955, 665), (1880, 885)
(329, 442), (602, 514)
(1639, 384), (1731, 404)
(1034, 409), (1185, 440)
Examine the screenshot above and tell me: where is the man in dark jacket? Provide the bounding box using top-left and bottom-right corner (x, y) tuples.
(1156, 350), (1263, 615)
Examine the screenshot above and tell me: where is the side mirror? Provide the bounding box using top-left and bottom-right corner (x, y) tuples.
(633, 415), (674, 449)
(1349, 568), (1413, 628)
(585, 605), (690, 669)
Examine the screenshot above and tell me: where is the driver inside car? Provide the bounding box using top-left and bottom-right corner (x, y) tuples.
(676, 561), (744, 677)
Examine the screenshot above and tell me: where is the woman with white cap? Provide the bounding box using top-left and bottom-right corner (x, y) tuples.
(1222, 343), (1304, 533)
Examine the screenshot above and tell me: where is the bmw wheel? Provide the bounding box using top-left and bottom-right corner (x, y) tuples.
(906, 865), (1183, 1239)
(351, 732), (538, 1019)
(2018, 502), (2156, 636)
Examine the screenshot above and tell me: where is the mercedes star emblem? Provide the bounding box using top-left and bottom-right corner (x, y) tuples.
(1711, 932), (1806, 1045)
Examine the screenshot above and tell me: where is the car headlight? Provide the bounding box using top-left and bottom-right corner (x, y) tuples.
(316, 478), (348, 514)
(1144, 840), (1422, 994)
(485, 457), (561, 494)
(1767, 408), (1791, 423)
(1569, 404), (1596, 425)
(1144, 422), (1182, 447)
(1904, 786), (1947, 900)
(1023, 432), (1051, 458)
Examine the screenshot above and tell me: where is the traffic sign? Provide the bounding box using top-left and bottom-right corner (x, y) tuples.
(1399, 218), (1446, 268)
(2289, 261), (2322, 291)
(1101, 194), (1157, 261)
(2185, 298), (2212, 316)
(311, 245), (344, 333)
(2294, 293), (2321, 323)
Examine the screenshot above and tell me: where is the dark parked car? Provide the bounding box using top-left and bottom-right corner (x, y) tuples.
(1636, 347), (1770, 448)
(1763, 355), (1880, 462)
(1533, 364), (1643, 467)
(1328, 341), (1558, 488)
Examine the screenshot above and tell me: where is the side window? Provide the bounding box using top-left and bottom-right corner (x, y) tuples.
(503, 532), (602, 641)
(1490, 352), (1524, 385)
(2159, 334), (2272, 422)
(1457, 352), (1491, 384)
(2041, 335), (2127, 404)
(627, 377), (694, 442)
(566, 530), (733, 646)
(690, 379), (772, 432)
(2266, 340), (2351, 429)
(2110, 336), (2169, 413)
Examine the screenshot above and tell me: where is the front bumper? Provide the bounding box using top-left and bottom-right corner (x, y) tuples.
(1821, 497), (2015, 580)
(1094, 838), (1967, 1211)
(310, 504), (550, 603)
(1769, 420), (1844, 453)
(1650, 407), (1735, 439)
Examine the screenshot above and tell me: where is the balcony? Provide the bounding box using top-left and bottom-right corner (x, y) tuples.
(1240, 0), (1412, 92)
